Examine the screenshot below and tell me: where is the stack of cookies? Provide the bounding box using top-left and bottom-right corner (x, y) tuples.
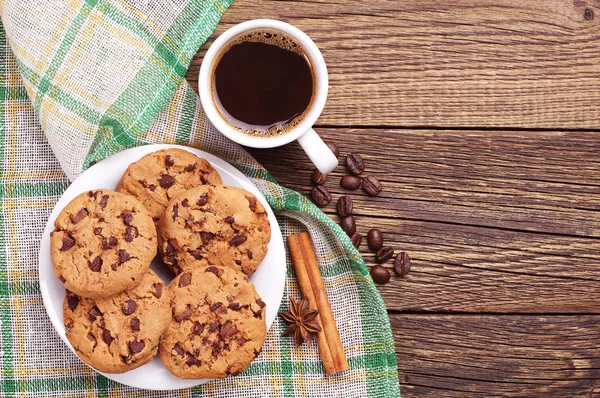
(50, 148), (272, 379)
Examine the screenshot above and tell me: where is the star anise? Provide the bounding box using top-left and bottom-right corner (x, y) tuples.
(278, 297), (322, 346)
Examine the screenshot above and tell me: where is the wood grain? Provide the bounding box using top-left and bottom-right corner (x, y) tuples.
(248, 129), (600, 313)
(392, 314), (600, 397)
(187, 0), (600, 129)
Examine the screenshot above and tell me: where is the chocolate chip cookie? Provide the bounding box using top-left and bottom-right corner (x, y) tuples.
(50, 189), (156, 299)
(159, 266), (267, 379)
(116, 148), (222, 224)
(64, 269), (170, 373)
(158, 185), (271, 275)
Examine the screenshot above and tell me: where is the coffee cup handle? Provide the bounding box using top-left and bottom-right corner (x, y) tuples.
(297, 128), (338, 175)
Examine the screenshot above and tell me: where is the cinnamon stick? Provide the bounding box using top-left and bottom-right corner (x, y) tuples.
(287, 232), (350, 375)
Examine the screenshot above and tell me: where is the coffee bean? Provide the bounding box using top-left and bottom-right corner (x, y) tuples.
(367, 229), (384, 251)
(350, 233), (362, 249)
(70, 208), (88, 224)
(375, 247), (394, 263)
(370, 265), (391, 284)
(326, 142), (340, 158)
(394, 252), (411, 276)
(122, 300), (137, 315)
(346, 153), (365, 175)
(60, 235), (75, 251)
(230, 234), (247, 246)
(312, 169), (328, 185)
(159, 174), (175, 189)
(130, 317), (140, 331)
(363, 175), (382, 196)
(340, 175), (361, 190)
(179, 272), (192, 287)
(336, 195), (353, 217)
(129, 340), (145, 354)
(339, 215), (356, 236)
(311, 186), (332, 206)
(88, 256), (102, 272)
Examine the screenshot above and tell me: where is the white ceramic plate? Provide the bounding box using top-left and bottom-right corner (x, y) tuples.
(39, 144), (286, 390)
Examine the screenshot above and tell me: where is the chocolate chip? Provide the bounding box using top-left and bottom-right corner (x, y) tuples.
(229, 302), (241, 310)
(224, 216), (235, 224)
(211, 341), (222, 353)
(192, 322), (204, 335)
(99, 195), (109, 209)
(59, 275), (66, 283)
(124, 226), (138, 242)
(118, 249), (131, 263)
(102, 329), (114, 345)
(102, 236), (118, 249)
(210, 302), (222, 311)
(247, 250), (253, 259)
(93, 227), (102, 235)
(152, 283), (163, 298)
(122, 300), (136, 315)
(189, 250), (203, 260)
(88, 190), (98, 199)
(181, 199), (189, 207)
(230, 235), (247, 246)
(200, 175), (209, 184)
(129, 340), (145, 354)
(148, 184), (157, 191)
(235, 260), (242, 265)
(246, 196), (257, 212)
(165, 241), (176, 254)
(88, 307), (101, 322)
(208, 322), (219, 333)
(165, 155), (174, 167)
(256, 299), (266, 308)
(200, 232), (215, 244)
(138, 180), (147, 188)
(67, 295), (79, 311)
(205, 266), (219, 276)
(98, 217), (105, 223)
(237, 337), (247, 345)
(179, 272), (192, 287)
(184, 164), (196, 172)
(88, 256), (102, 272)
(173, 343), (184, 357)
(159, 175), (175, 189)
(230, 370), (242, 377)
(121, 212), (133, 226)
(220, 322), (237, 339)
(130, 317), (140, 331)
(60, 235), (75, 251)
(186, 353), (201, 366)
(111, 263), (118, 271)
(86, 333), (96, 342)
(172, 203), (179, 221)
(196, 193), (208, 206)
(70, 208), (88, 224)
(174, 305), (192, 322)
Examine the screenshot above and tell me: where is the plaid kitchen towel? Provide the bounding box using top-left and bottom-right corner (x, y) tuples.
(0, 1), (400, 397)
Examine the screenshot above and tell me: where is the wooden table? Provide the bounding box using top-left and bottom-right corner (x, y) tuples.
(187, 1), (600, 396)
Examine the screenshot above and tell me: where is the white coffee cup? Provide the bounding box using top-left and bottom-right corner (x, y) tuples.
(199, 19), (338, 174)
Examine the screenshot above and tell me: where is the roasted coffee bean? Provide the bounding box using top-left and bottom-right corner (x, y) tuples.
(375, 247), (394, 263)
(336, 195), (353, 217)
(346, 153), (365, 175)
(340, 175), (361, 190)
(122, 300), (137, 315)
(326, 141), (340, 158)
(312, 169), (328, 185)
(311, 186), (332, 206)
(362, 175), (382, 196)
(370, 265), (391, 284)
(350, 233), (362, 249)
(339, 215), (356, 236)
(367, 229), (384, 251)
(394, 252), (411, 276)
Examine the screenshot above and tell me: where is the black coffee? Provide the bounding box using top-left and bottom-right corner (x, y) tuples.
(212, 30), (315, 137)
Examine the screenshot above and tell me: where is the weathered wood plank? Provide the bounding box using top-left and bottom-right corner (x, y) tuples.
(188, 0), (600, 129)
(392, 314), (600, 397)
(248, 129), (600, 312)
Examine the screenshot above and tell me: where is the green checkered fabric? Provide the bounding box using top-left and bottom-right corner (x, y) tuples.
(0, 1), (400, 396)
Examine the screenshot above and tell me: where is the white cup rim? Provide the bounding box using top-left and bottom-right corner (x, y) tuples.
(199, 19), (328, 149)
